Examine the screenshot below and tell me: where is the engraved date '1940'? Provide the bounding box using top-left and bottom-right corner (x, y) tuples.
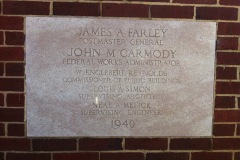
(111, 120), (135, 129)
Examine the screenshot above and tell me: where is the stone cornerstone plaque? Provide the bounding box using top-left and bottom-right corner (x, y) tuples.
(26, 17), (216, 137)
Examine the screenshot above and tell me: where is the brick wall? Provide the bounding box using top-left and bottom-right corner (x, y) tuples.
(0, 0), (239, 160)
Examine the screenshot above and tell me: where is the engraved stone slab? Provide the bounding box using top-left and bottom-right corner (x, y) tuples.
(26, 17), (216, 137)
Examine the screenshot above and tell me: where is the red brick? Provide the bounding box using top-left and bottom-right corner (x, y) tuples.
(196, 7), (238, 20)
(0, 78), (24, 91)
(0, 123), (4, 136)
(3, 1), (50, 15)
(192, 152), (232, 160)
(215, 96), (235, 108)
(220, 0), (240, 6)
(213, 124), (235, 136)
(173, 0), (217, 4)
(213, 138), (240, 150)
(6, 63), (24, 76)
(125, 138), (167, 150)
(215, 110), (240, 122)
(0, 16), (24, 30)
(53, 2), (100, 16)
(146, 153), (189, 160)
(0, 108), (24, 122)
(170, 138), (211, 150)
(102, 4), (149, 18)
(0, 32), (3, 45)
(236, 153), (240, 160)
(6, 93), (25, 107)
(0, 47), (24, 61)
(216, 82), (240, 94)
(7, 153), (51, 160)
(0, 93), (3, 106)
(5, 32), (25, 45)
(8, 123), (24, 136)
(0, 138), (30, 151)
(151, 5), (194, 19)
(53, 153), (98, 160)
(217, 52), (240, 65)
(237, 124), (240, 135)
(218, 23), (240, 35)
(216, 67), (237, 80)
(101, 152), (144, 160)
(32, 139), (77, 151)
(217, 37), (238, 50)
(79, 138), (122, 151)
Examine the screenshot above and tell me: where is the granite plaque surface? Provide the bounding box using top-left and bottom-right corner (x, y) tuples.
(26, 17), (216, 137)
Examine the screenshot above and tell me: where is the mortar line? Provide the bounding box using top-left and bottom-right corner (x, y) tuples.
(148, 5), (151, 18)
(3, 30), (5, 46)
(3, 92), (6, 107)
(238, 37), (240, 50)
(193, 6), (196, 20)
(234, 123), (237, 136)
(23, 16), (27, 126)
(100, 1), (102, 17)
(216, 80), (240, 82)
(214, 122), (240, 124)
(5, 0), (238, 8)
(143, 151), (147, 160)
(217, 65), (240, 68)
(122, 138), (125, 150)
(217, 65), (238, 69)
(215, 108), (240, 110)
(237, 98), (239, 110)
(238, 7), (240, 21)
(50, 1), (53, 16)
(51, 153), (53, 160)
(4, 122), (7, 136)
(3, 62), (6, 78)
(4, 150), (239, 153)
(76, 138), (79, 151)
(167, 137), (170, 150)
(217, 50), (240, 52)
